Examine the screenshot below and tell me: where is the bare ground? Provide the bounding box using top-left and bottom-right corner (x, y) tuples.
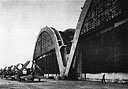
(0, 78), (128, 89)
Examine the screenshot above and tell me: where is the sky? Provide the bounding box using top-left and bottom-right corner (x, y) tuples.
(0, 0), (85, 68)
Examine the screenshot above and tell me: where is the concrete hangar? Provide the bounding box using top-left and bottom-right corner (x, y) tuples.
(33, 0), (128, 81)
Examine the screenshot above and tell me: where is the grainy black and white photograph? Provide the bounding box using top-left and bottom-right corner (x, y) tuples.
(0, 0), (128, 89)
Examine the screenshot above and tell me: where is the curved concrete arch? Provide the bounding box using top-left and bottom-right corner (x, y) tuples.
(33, 26), (66, 76)
(64, 0), (92, 76)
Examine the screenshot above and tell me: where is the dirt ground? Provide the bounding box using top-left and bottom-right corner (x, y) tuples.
(0, 78), (128, 89)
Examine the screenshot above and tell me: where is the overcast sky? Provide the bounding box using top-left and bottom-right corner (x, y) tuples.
(0, 0), (85, 68)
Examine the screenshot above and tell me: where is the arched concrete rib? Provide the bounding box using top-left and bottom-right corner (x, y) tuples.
(33, 26), (65, 77)
(64, 0), (92, 76)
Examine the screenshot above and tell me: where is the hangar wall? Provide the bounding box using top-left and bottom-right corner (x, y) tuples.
(65, 0), (128, 80)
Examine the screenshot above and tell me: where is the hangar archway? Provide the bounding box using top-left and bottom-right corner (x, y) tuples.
(33, 26), (66, 77)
